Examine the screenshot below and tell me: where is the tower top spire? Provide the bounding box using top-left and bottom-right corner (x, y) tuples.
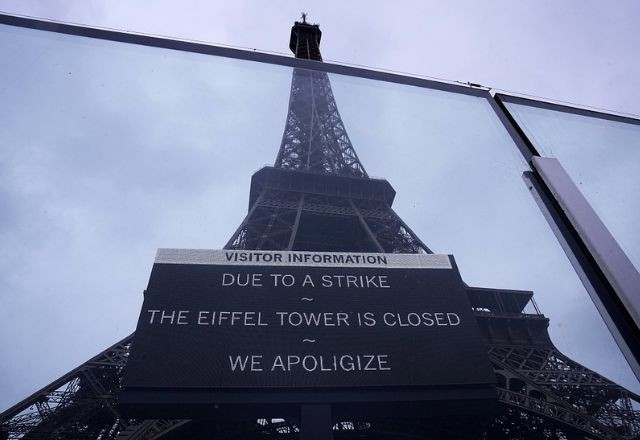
(289, 14), (322, 61)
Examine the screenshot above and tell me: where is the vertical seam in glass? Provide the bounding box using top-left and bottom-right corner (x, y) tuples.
(491, 94), (540, 162)
(532, 157), (640, 329)
(492, 93), (640, 376)
(523, 170), (640, 379)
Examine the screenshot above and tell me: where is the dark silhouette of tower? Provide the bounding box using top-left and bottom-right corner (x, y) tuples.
(1, 16), (639, 440)
(225, 19), (428, 255)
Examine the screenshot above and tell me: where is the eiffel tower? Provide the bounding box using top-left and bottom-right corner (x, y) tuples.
(1, 16), (639, 440)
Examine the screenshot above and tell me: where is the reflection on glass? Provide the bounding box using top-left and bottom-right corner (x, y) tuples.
(0, 23), (293, 409)
(503, 101), (640, 274)
(1, 20), (638, 436)
(328, 73), (640, 396)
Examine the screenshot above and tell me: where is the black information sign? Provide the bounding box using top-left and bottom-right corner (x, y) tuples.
(123, 249), (494, 393)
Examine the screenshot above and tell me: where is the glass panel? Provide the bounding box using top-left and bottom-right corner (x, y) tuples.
(328, 75), (639, 393)
(1, 21), (638, 435)
(0, 23), (293, 409)
(503, 99), (640, 273)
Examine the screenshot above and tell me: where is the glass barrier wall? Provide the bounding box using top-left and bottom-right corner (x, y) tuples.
(327, 74), (638, 393)
(0, 23), (293, 408)
(502, 98), (640, 273)
(1, 17), (638, 437)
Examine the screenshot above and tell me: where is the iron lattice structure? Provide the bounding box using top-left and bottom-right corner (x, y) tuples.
(274, 66), (366, 177)
(2, 17), (639, 440)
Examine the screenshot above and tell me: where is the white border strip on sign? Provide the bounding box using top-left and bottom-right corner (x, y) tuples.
(155, 249), (452, 269)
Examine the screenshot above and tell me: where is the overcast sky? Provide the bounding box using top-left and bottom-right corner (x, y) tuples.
(1, 0), (639, 413)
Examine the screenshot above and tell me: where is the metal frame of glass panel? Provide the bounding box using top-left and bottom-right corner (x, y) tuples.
(495, 93), (640, 379)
